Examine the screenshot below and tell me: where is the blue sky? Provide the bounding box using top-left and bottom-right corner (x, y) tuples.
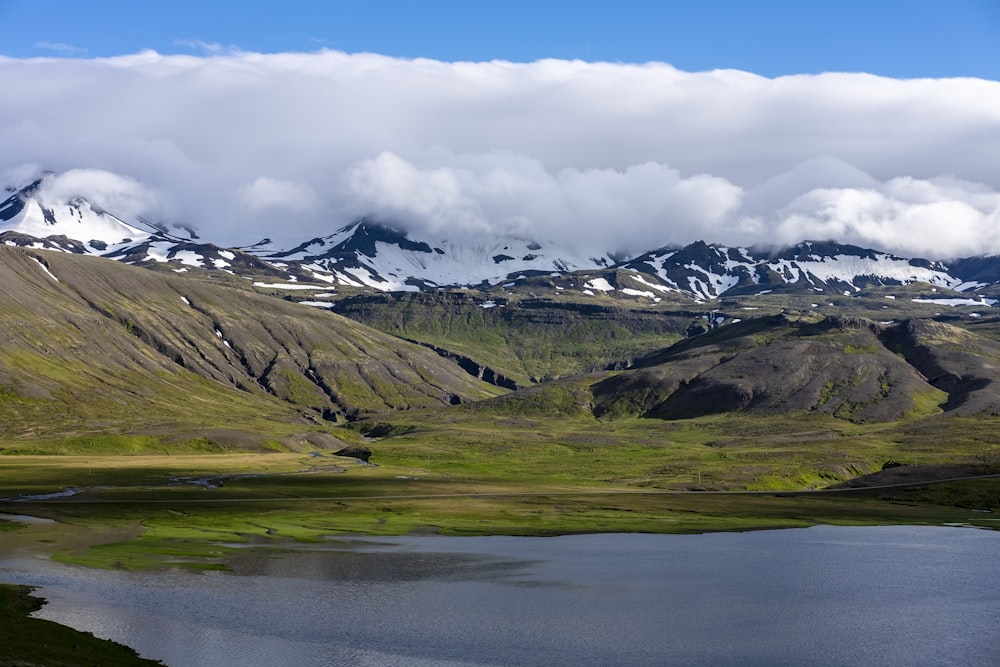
(1, 0), (998, 79)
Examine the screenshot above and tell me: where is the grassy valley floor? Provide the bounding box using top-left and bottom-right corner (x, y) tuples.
(2, 411), (998, 571)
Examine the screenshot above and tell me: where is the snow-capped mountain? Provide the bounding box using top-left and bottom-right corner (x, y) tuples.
(618, 240), (967, 301)
(246, 224), (995, 303)
(0, 177), (280, 275)
(2, 173), (999, 306)
(0, 178), (151, 253)
(255, 219), (618, 291)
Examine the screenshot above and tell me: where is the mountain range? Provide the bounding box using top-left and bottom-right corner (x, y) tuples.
(2, 170), (1000, 502)
(4, 174), (1000, 307)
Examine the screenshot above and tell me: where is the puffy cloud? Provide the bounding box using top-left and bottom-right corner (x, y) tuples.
(37, 169), (161, 222)
(763, 176), (1000, 258)
(233, 177), (322, 239)
(237, 177), (319, 213)
(33, 42), (88, 55)
(1, 162), (46, 189)
(342, 152), (742, 253)
(344, 152), (490, 236)
(0, 50), (998, 257)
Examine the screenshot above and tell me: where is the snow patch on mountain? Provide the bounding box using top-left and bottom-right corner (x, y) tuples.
(252, 282), (328, 290)
(912, 297), (997, 307)
(786, 254), (960, 290)
(686, 266), (742, 300)
(584, 277), (615, 292)
(626, 272), (676, 293)
(29, 256), (59, 282)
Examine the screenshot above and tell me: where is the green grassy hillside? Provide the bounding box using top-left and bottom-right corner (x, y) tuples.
(333, 291), (699, 384)
(0, 247), (501, 448)
(456, 314), (1000, 425)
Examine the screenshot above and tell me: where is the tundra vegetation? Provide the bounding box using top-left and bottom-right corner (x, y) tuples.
(0, 245), (998, 573)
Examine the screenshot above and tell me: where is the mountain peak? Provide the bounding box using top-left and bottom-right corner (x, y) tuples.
(248, 217), (618, 291)
(3, 172), (1000, 305)
(0, 177), (151, 252)
(338, 219), (437, 258)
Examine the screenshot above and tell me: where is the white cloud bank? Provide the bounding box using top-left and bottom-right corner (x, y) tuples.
(1, 50), (998, 258)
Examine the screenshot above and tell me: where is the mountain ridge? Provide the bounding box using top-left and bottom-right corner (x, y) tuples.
(3, 173), (999, 308)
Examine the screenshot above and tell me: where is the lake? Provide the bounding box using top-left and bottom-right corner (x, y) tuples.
(2, 524), (999, 666)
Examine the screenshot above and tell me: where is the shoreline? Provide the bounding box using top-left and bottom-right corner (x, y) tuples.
(0, 583), (163, 666)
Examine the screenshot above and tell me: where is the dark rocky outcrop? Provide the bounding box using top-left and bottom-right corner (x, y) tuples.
(334, 445), (372, 462)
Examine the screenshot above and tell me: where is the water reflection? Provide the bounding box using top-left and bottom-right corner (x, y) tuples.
(2, 526), (999, 667)
(226, 542), (535, 584)
(0, 512), (56, 524)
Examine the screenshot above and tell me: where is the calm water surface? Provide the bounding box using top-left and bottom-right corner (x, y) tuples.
(2, 525), (999, 666)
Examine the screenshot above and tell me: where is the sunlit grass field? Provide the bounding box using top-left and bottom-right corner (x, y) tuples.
(3, 409), (998, 571)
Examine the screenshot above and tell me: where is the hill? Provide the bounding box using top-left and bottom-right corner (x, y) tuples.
(0, 246), (501, 446)
(467, 314), (1000, 424)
